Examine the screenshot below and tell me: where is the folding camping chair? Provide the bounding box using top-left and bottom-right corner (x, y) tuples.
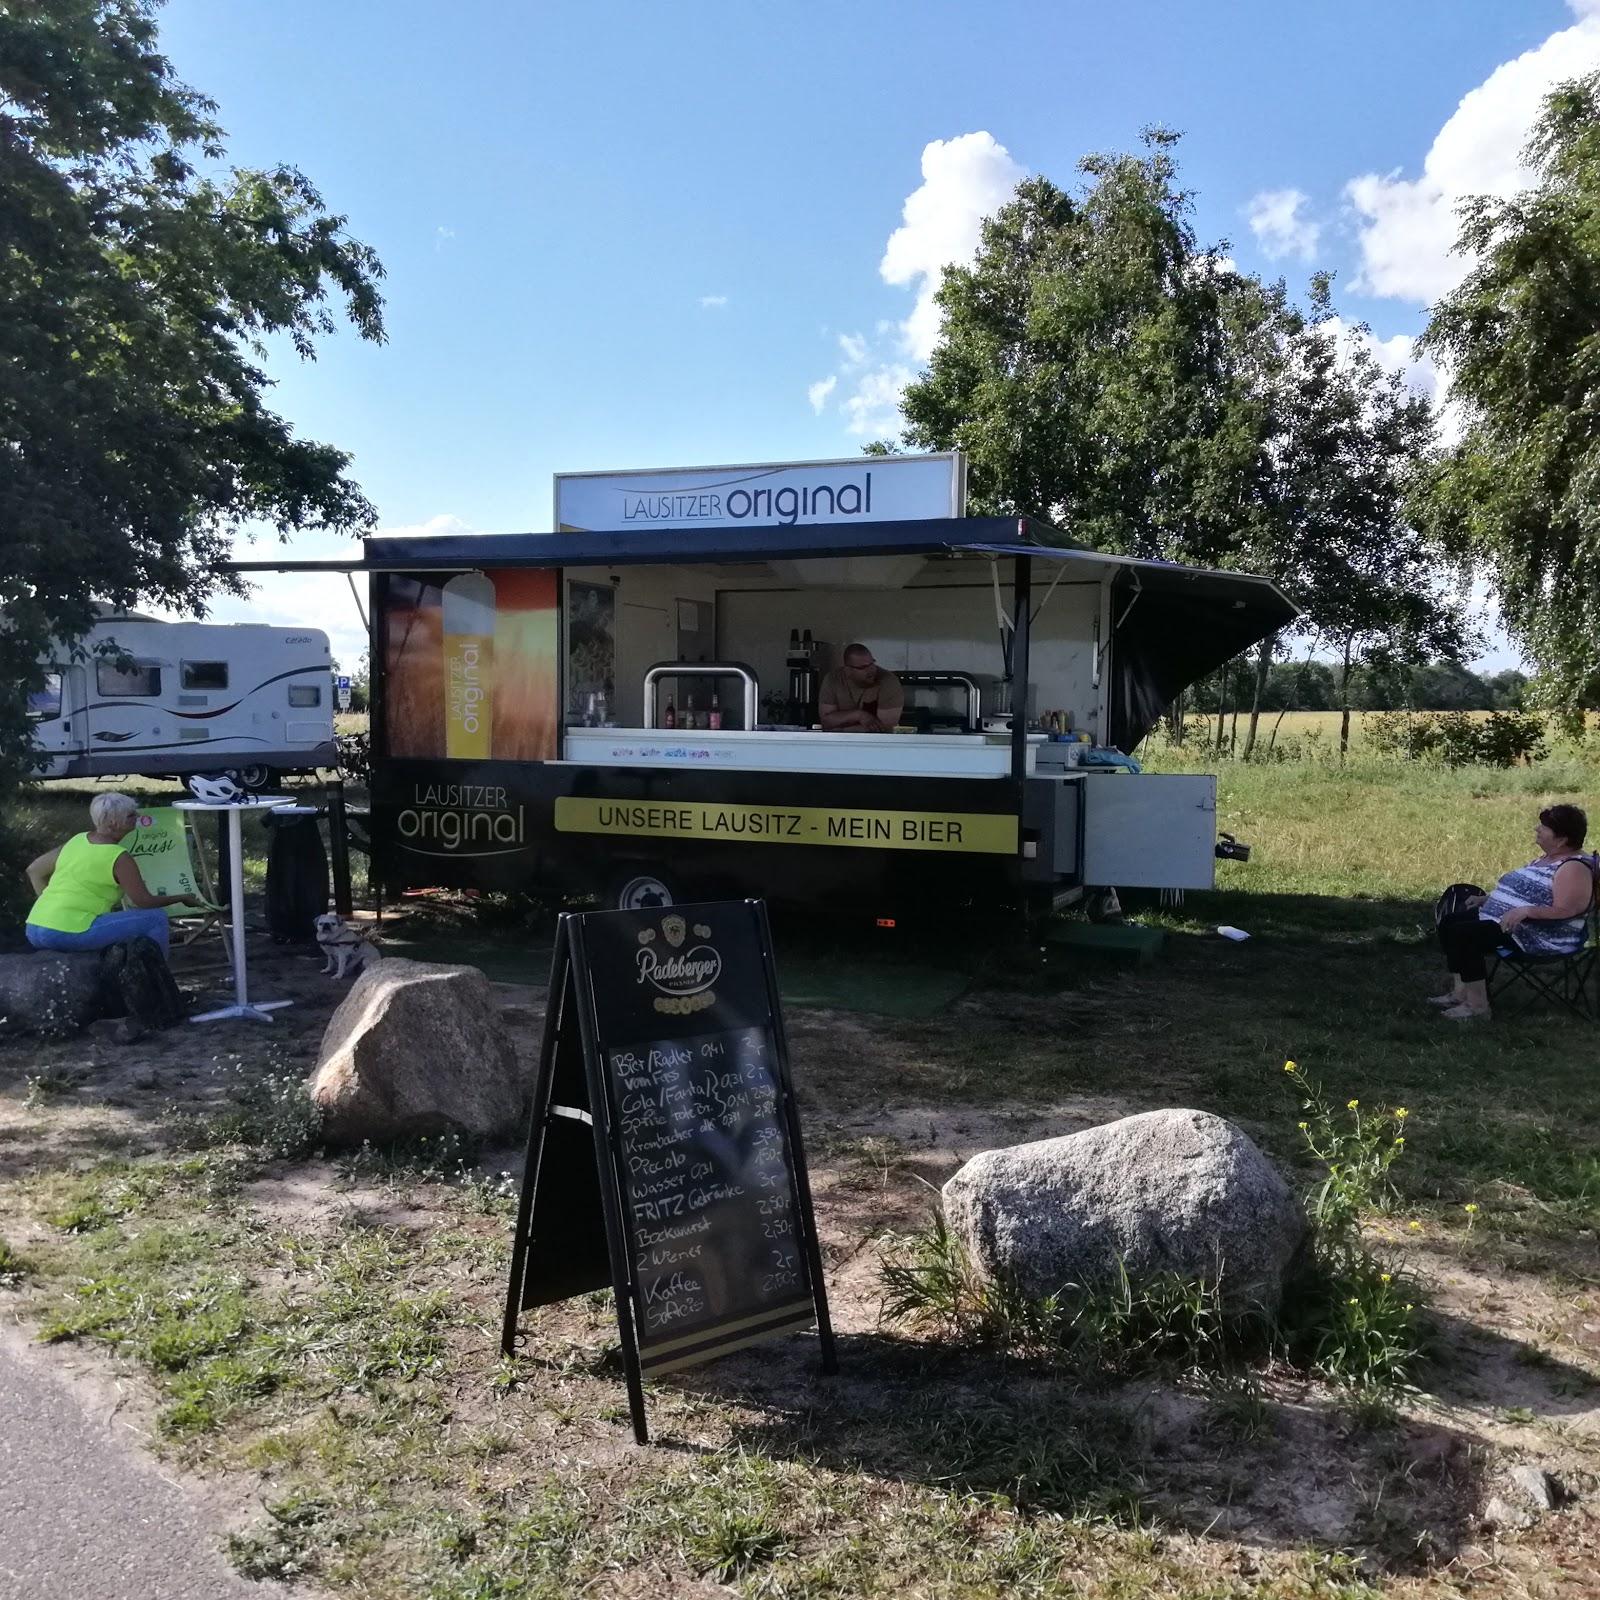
(125, 806), (231, 960)
(1486, 861), (1600, 1022)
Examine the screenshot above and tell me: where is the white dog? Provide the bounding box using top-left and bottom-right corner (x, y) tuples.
(314, 913), (380, 979)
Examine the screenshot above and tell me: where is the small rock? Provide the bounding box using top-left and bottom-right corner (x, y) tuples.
(1407, 1431), (1462, 1478)
(1510, 1463), (1558, 1511)
(1482, 1495), (1531, 1531)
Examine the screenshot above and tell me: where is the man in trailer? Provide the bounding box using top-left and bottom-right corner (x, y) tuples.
(818, 643), (904, 733)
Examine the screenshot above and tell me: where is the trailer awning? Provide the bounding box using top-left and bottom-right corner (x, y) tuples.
(230, 515), (1297, 750)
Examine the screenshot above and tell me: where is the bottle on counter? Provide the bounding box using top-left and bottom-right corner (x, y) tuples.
(708, 694), (722, 730)
(663, 697), (676, 730)
(684, 695), (698, 730)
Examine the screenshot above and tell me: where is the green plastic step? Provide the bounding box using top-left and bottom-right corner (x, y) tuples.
(1042, 921), (1166, 965)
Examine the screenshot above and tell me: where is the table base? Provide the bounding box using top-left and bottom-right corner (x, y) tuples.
(189, 1000), (295, 1025)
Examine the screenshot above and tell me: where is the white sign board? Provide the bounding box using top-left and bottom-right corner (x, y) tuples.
(554, 452), (964, 534)
(335, 675), (352, 712)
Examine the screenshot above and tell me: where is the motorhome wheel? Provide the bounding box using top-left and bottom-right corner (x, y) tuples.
(229, 764), (273, 791)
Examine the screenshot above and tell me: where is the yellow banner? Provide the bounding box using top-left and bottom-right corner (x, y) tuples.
(554, 797), (1017, 855)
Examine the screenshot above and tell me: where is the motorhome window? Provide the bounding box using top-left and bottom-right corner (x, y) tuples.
(97, 661), (160, 697)
(181, 661), (229, 691)
(27, 672), (62, 720)
(288, 684), (321, 708)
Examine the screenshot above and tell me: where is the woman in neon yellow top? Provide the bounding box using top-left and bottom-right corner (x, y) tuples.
(25, 793), (200, 956)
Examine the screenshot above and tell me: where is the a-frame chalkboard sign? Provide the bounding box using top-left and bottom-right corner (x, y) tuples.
(501, 899), (836, 1444)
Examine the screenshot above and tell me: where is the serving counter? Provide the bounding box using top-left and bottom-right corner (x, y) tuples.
(562, 727), (1042, 779)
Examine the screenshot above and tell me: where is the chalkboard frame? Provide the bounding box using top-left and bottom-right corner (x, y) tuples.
(501, 899), (836, 1444)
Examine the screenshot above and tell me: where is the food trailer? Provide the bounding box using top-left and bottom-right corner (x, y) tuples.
(238, 455), (1295, 920)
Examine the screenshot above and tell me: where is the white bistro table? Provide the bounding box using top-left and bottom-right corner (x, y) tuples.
(174, 796), (294, 1024)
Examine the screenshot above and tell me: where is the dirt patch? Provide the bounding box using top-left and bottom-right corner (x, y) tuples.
(4, 932), (1600, 1594)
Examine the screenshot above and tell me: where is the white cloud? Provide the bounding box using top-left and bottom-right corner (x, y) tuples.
(807, 376), (837, 414)
(1245, 188), (1320, 261)
(698, 294), (728, 309)
(805, 132), (1023, 436)
(434, 225), (455, 251)
(1321, 317), (1438, 402)
(879, 131), (1027, 362)
(841, 365), (915, 438)
(1345, 11), (1600, 302)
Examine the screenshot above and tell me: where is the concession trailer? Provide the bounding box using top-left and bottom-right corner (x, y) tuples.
(237, 455), (1296, 920)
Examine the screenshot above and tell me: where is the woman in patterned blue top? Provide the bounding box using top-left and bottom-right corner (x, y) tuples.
(1431, 804), (1593, 1021)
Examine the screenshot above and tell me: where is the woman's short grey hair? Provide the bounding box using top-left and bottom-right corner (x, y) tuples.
(89, 792), (139, 832)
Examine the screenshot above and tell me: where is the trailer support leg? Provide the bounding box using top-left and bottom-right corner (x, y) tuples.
(327, 777), (354, 918)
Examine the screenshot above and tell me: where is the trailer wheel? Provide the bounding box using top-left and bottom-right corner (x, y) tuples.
(230, 764), (273, 791)
(612, 871), (676, 911)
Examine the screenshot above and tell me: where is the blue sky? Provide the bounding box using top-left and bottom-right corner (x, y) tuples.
(157, 0), (1600, 669)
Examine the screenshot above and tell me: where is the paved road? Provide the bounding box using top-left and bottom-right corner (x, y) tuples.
(0, 1326), (285, 1600)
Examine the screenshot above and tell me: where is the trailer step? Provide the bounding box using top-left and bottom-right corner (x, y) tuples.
(1043, 921), (1166, 966)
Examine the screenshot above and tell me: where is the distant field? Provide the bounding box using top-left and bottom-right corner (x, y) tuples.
(1166, 707), (1571, 753)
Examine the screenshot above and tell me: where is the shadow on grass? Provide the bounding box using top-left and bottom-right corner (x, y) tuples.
(656, 1315), (1591, 1571)
(1131, 888), (1435, 945)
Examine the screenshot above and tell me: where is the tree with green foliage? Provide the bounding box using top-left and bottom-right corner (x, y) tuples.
(1243, 285), (1465, 756)
(897, 130), (1278, 569)
(0, 0), (385, 796)
(1415, 71), (1600, 709)
(893, 131), (1462, 755)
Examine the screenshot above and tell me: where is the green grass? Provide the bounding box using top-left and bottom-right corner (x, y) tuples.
(6, 747), (1600, 1594)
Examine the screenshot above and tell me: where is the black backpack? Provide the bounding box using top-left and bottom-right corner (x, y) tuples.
(1434, 882), (1487, 925)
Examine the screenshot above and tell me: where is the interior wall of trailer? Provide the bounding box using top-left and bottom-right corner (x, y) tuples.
(717, 577), (1104, 732)
(565, 560), (1108, 733)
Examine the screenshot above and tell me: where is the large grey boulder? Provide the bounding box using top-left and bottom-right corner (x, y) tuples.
(0, 951), (110, 1038)
(942, 1109), (1305, 1315)
(310, 958), (527, 1145)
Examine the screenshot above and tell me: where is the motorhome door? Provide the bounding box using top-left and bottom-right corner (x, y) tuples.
(27, 665), (86, 774)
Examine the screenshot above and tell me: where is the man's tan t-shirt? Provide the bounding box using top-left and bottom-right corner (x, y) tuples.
(819, 665), (903, 725)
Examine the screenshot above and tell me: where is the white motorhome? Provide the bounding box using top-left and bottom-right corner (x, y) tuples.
(28, 615), (338, 785)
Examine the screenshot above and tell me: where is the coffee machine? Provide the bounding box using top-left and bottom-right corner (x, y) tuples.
(786, 628), (821, 724)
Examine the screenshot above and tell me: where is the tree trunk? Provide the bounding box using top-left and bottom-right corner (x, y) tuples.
(1242, 635), (1275, 759)
(1338, 636), (1354, 760)
(1164, 690), (1185, 746)
(1215, 660), (1228, 752)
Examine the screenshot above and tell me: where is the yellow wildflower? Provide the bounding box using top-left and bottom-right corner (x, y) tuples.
(1464, 1203), (1478, 1215)
(1380, 1273), (1392, 1283)
(1347, 1099), (1359, 1110)
(1394, 1137), (1405, 1148)
(1297, 1120), (1309, 1131)
(1284, 1061), (1297, 1074)
(1408, 1220), (1421, 1231)
(1395, 1107), (1408, 1120)
(1348, 1297), (1360, 1306)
